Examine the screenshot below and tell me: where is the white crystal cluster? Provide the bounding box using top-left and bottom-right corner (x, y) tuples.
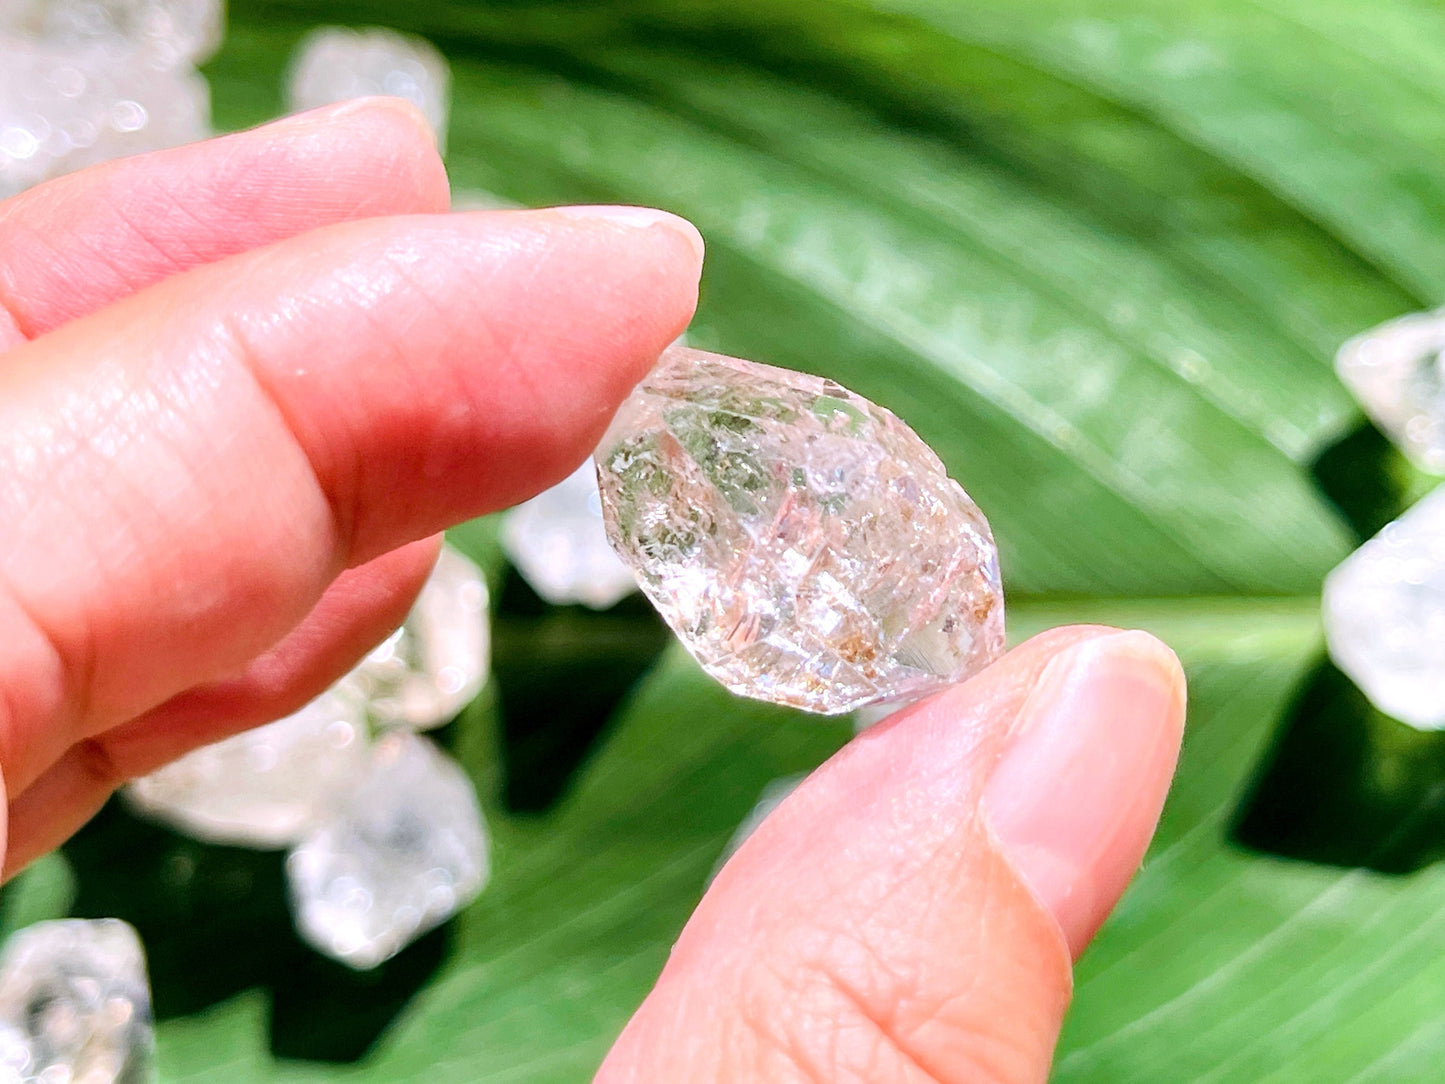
(0, 919), (153, 1084)
(501, 462), (638, 609)
(1327, 313), (1445, 729)
(0, 0), (216, 199)
(126, 544), (493, 968)
(595, 345), (1005, 714)
(286, 26), (449, 150)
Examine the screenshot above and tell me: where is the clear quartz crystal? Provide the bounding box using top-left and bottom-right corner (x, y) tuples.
(595, 346), (1005, 714)
(0, 919), (153, 1084)
(285, 27), (449, 148)
(286, 731), (489, 970)
(501, 461), (639, 609)
(124, 689), (367, 847)
(341, 544), (489, 730)
(0, 0), (224, 66)
(1324, 484), (1445, 728)
(1336, 309), (1445, 473)
(0, 35), (209, 198)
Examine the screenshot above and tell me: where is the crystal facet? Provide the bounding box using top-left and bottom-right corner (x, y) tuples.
(286, 732), (489, 969)
(341, 544), (489, 730)
(0, 919), (153, 1084)
(125, 688), (367, 847)
(501, 462), (639, 609)
(1324, 484), (1445, 728)
(1336, 309), (1445, 473)
(286, 27), (449, 148)
(0, 37), (209, 198)
(595, 346), (1004, 714)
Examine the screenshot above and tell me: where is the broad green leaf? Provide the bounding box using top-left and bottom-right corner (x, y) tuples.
(7, 0), (1444, 1080)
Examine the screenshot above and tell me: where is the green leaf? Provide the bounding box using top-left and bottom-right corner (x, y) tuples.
(17, 0), (1445, 1078)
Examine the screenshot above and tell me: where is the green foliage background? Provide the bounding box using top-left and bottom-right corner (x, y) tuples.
(12, 0), (1445, 1079)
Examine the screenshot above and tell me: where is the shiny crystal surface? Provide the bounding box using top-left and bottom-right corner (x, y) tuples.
(286, 732), (489, 970)
(0, 0), (223, 66)
(0, 36), (208, 199)
(1324, 485), (1445, 729)
(501, 462), (639, 609)
(0, 919), (153, 1084)
(125, 689), (367, 847)
(1336, 309), (1445, 473)
(286, 27), (449, 148)
(342, 544), (489, 730)
(595, 346), (1004, 714)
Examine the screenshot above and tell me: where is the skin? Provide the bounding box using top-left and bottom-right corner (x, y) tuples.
(0, 99), (1187, 1082)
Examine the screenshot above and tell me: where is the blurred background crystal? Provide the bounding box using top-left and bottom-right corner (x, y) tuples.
(708, 773), (805, 884)
(286, 731), (489, 970)
(0, 919), (153, 1084)
(0, 0), (224, 67)
(342, 543), (490, 730)
(125, 688), (368, 848)
(501, 462), (640, 610)
(1336, 309), (1445, 475)
(0, 36), (209, 199)
(285, 26), (449, 150)
(1324, 484), (1445, 729)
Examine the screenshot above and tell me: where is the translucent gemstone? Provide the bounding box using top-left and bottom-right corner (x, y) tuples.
(1336, 309), (1445, 473)
(125, 689), (367, 847)
(286, 27), (449, 149)
(341, 544), (489, 730)
(595, 346), (1005, 714)
(0, 37), (209, 199)
(286, 732), (488, 970)
(852, 703), (900, 732)
(0, 0), (224, 66)
(0, 919), (153, 1084)
(1324, 485), (1445, 729)
(501, 462), (639, 609)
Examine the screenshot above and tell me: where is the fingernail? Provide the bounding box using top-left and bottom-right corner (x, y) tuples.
(549, 204), (706, 265)
(982, 630), (1185, 956)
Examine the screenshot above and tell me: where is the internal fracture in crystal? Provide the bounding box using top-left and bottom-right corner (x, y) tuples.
(125, 688), (367, 847)
(286, 26), (449, 148)
(342, 543), (490, 730)
(1336, 309), (1445, 473)
(287, 731), (489, 969)
(502, 461), (639, 609)
(595, 346), (1005, 713)
(1324, 484), (1445, 729)
(0, 919), (153, 1084)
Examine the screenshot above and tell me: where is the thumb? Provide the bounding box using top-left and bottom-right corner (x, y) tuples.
(597, 626), (1186, 1083)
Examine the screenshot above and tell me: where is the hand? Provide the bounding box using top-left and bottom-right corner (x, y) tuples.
(0, 98), (700, 870)
(598, 627), (1185, 1082)
(0, 99), (1186, 1083)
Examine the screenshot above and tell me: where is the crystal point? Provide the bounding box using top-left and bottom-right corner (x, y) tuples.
(125, 689), (367, 847)
(287, 732), (488, 970)
(501, 462), (639, 609)
(1325, 485), (1445, 729)
(1337, 310), (1445, 473)
(0, 919), (153, 1084)
(341, 544), (489, 730)
(595, 346), (1004, 714)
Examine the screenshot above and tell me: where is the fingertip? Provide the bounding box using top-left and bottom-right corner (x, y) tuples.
(982, 629), (1187, 957)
